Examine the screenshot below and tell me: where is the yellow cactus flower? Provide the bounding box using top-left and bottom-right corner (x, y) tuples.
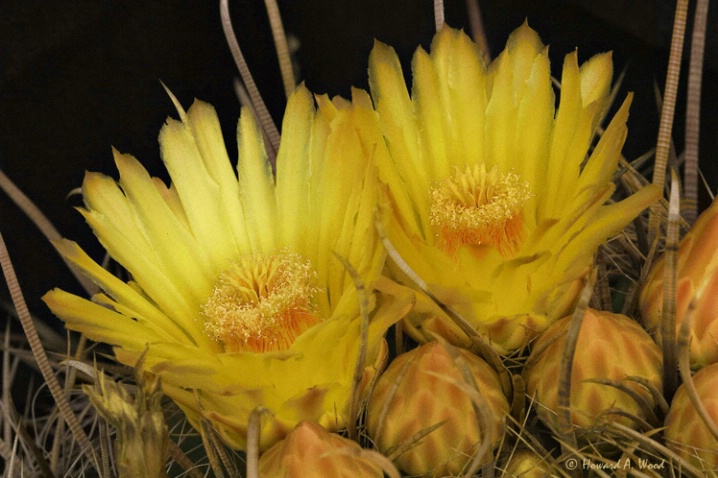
(43, 85), (412, 451)
(368, 22), (661, 352)
(523, 308), (662, 434)
(640, 196), (718, 370)
(259, 421), (384, 477)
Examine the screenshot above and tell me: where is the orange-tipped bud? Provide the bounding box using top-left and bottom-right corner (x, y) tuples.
(664, 362), (718, 468)
(523, 308), (662, 435)
(367, 341), (509, 477)
(641, 197), (718, 369)
(258, 421), (383, 477)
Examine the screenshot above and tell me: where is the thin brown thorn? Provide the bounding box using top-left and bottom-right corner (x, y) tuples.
(683, 0), (709, 225)
(433, 0), (445, 32)
(464, 0), (490, 60)
(263, 0), (296, 99)
(648, 0), (689, 244)
(220, 0), (281, 156)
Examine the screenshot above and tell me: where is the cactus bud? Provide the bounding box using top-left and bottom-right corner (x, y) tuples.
(524, 308), (662, 436)
(641, 197), (718, 369)
(258, 421), (383, 477)
(664, 362), (718, 468)
(367, 341), (509, 477)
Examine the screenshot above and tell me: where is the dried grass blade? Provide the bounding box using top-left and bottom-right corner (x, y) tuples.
(262, 0), (296, 98)
(648, 0), (689, 243)
(683, 0), (710, 224)
(0, 232), (100, 474)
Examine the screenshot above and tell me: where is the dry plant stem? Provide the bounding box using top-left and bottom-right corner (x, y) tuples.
(661, 171), (681, 398)
(433, 0), (444, 31)
(464, 0), (490, 59)
(557, 269), (596, 455)
(678, 290), (718, 442)
(219, 0), (281, 158)
(648, 0), (689, 244)
(683, 0), (710, 224)
(262, 0), (296, 98)
(0, 232), (100, 475)
(0, 170), (98, 296)
(333, 253), (370, 440)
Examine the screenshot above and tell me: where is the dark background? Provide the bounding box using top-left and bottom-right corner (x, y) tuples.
(1, 0), (716, 332)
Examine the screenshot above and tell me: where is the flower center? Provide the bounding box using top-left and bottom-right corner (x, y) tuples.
(429, 163), (532, 258)
(200, 251), (322, 353)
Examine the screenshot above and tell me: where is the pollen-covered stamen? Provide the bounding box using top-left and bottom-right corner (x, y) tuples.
(200, 251), (322, 353)
(429, 163), (533, 258)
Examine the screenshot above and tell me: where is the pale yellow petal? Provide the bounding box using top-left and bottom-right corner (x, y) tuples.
(43, 289), (163, 350)
(236, 108), (278, 254)
(185, 100), (251, 252)
(160, 117), (237, 272)
(275, 85), (314, 248)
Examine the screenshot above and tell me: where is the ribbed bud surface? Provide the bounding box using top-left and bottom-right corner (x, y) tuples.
(367, 341), (509, 477)
(524, 308), (662, 433)
(641, 197), (718, 369)
(258, 421), (383, 477)
(664, 362), (718, 468)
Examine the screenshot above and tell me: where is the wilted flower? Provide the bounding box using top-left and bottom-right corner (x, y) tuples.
(258, 421), (384, 477)
(367, 341), (509, 476)
(664, 362), (718, 468)
(83, 372), (169, 478)
(368, 23), (660, 352)
(44, 86), (412, 451)
(523, 308), (662, 434)
(640, 196), (718, 369)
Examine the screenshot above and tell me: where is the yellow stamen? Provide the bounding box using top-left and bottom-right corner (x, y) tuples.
(201, 251), (322, 353)
(429, 164), (532, 257)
